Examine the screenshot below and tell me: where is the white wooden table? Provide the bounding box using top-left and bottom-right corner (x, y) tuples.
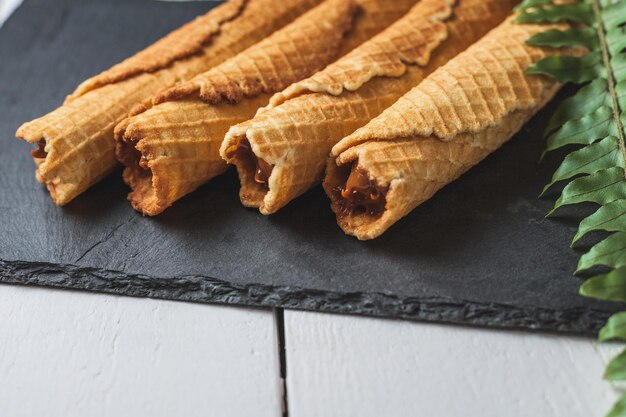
(1, 285), (622, 417)
(1, 2), (623, 416)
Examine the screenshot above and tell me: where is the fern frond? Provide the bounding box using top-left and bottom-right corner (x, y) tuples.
(573, 198), (626, 244)
(607, 396), (626, 417)
(527, 27), (600, 49)
(578, 231), (626, 272)
(600, 310), (626, 341)
(515, 0), (554, 12)
(548, 167), (626, 215)
(580, 267), (626, 301)
(543, 136), (624, 195)
(545, 105), (615, 152)
(516, 3), (594, 24)
(528, 51), (604, 82)
(605, 348), (626, 381)
(519, 0), (626, 415)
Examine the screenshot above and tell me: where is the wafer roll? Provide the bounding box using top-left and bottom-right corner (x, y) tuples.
(325, 18), (578, 240)
(16, 0), (322, 206)
(115, 0), (417, 216)
(221, 0), (517, 215)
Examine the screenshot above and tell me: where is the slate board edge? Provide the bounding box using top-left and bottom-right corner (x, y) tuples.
(0, 259), (608, 337)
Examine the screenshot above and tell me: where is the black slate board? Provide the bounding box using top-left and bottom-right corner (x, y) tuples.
(1, 0), (621, 336)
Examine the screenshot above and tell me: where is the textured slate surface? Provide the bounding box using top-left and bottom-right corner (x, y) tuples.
(0, 0), (620, 335)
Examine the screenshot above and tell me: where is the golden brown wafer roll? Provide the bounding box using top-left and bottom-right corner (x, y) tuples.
(221, 0), (517, 215)
(115, 0), (417, 216)
(325, 18), (579, 240)
(15, 0), (322, 206)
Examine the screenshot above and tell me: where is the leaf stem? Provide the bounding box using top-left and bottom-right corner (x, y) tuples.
(591, 0), (626, 179)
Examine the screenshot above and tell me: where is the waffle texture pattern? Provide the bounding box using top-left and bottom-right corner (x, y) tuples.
(221, 0), (518, 215)
(326, 18), (574, 240)
(115, 0), (417, 215)
(16, 0), (321, 205)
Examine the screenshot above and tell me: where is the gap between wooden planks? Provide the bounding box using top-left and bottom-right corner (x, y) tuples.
(1, 282), (622, 417)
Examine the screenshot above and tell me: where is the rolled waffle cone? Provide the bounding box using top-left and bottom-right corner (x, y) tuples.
(325, 18), (578, 240)
(221, 0), (517, 215)
(116, 0), (416, 216)
(15, 0), (322, 206)
(116, 97), (271, 215)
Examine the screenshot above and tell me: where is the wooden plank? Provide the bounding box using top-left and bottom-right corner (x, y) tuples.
(285, 311), (623, 417)
(0, 285), (282, 417)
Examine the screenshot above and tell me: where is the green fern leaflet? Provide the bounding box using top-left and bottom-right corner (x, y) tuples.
(517, 0), (626, 415)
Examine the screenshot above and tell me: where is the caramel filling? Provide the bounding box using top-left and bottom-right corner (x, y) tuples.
(225, 139), (274, 190)
(117, 139), (146, 171)
(335, 165), (387, 219)
(31, 139), (47, 159)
